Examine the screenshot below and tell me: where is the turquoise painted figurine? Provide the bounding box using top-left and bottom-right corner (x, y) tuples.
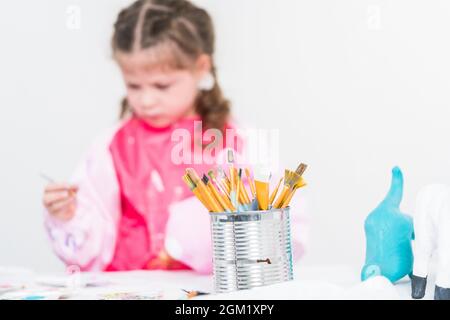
(361, 167), (414, 283)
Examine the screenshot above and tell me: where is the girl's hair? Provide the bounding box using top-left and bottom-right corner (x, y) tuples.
(113, 0), (230, 131)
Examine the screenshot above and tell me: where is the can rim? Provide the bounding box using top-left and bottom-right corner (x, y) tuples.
(209, 206), (290, 216)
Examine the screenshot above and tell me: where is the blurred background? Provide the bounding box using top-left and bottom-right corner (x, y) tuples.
(1, 0), (450, 272)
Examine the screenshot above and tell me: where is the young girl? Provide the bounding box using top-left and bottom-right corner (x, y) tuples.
(42, 0), (307, 273)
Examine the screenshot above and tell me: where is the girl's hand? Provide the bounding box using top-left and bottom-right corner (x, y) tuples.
(147, 249), (187, 270)
(43, 183), (78, 221)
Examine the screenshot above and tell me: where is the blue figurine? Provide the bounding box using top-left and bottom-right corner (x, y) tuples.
(361, 167), (414, 283)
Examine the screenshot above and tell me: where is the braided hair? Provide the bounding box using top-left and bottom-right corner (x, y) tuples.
(112, 0), (230, 132)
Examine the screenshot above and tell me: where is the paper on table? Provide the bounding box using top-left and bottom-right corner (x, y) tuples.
(35, 274), (112, 288)
(198, 276), (401, 300)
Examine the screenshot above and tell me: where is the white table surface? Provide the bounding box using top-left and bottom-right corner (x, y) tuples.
(0, 264), (436, 300)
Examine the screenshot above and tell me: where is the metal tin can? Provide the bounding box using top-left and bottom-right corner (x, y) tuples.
(210, 207), (293, 293)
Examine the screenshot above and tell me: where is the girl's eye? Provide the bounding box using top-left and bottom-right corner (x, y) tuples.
(155, 83), (171, 90)
(127, 84), (141, 90)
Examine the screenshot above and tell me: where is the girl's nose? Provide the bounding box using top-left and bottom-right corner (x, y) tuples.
(141, 90), (158, 108)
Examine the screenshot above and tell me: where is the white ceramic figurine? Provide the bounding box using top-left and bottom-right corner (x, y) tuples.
(411, 184), (450, 300)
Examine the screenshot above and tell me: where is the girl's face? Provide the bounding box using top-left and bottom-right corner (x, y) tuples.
(116, 50), (209, 128)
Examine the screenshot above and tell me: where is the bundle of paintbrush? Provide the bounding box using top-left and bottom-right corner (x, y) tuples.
(182, 150), (308, 213)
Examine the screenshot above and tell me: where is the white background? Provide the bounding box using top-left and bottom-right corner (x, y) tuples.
(1, 0), (450, 272)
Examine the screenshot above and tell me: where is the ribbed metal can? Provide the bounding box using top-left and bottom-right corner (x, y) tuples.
(210, 207), (294, 293)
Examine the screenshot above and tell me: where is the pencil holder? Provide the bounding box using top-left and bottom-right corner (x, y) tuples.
(209, 207), (294, 293)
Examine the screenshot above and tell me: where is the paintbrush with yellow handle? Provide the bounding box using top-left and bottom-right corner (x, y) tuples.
(208, 170), (230, 198)
(281, 176), (307, 208)
(216, 167), (231, 196)
(244, 168), (256, 200)
(186, 168), (223, 212)
(237, 168), (252, 205)
(254, 166), (271, 210)
(269, 177), (284, 205)
(236, 168), (242, 208)
(183, 162), (308, 213)
(227, 150), (239, 208)
(273, 170), (301, 209)
(279, 163), (308, 208)
(208, 170), (235, 210)
(182, 174), (212, 211)
(202, 175), (231, 212)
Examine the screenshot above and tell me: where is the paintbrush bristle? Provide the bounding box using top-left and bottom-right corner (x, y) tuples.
(186, 168), (201, 182)
(217, 166), (225, 179)
(202, 174), (209, 185)
(295, 177), (307, 189)
(290, 173), (301, 188)
(295, 163), (308, 177)
(40, 172), (55, 183)
(254, 166), (271, 182)
(284, 169), (290, 180)
(182, 175), (196, 190)
(285, 170), (301, 187)
(284, 169), (293, 185)
(227, 149), (235, 163)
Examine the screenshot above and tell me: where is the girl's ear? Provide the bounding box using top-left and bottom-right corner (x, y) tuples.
(194, 54), (212, 80)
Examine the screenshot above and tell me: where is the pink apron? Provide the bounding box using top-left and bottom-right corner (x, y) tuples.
(105, 116), (239, 271)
